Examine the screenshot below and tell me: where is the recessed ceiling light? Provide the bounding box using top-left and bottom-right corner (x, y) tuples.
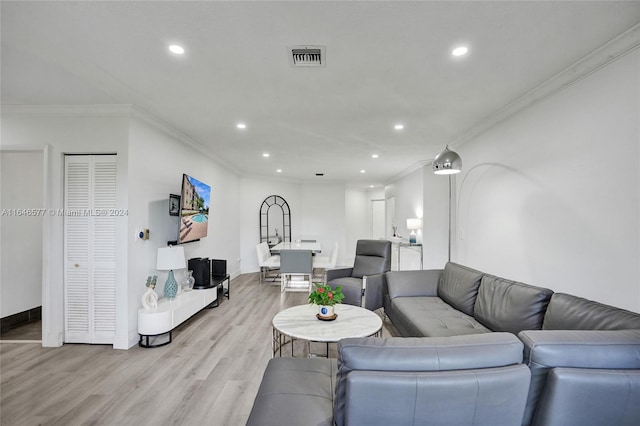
(452, 46), (468, 57)
(360, 170), (366, 174)
(263, 153), (270, 158)
(370, 185), (374, 188)
(168, 45), (185, 55)
(236, 123), (247, 129)
(372, 154), (379, 159)
(276, 169), (282, 173)
(394, 124), (404, 130)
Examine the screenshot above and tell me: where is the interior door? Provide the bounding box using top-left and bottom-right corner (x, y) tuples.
(371, 199), (385, 239)
(64, 154), (117, 344)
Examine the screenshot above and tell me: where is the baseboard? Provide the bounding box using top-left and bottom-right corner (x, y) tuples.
(42, 331), (63, 347)
(0, 306), (42, 333)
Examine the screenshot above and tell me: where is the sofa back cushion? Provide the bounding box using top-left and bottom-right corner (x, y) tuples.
(474, 275), (553, 334)
(334, 333), (524, 426)
(351, 239), (391, 279)
(344, 366), (531, 426)
(542, 292), (640, 330)
(519, 328), (640, 426)
(437, 262), (483, 316)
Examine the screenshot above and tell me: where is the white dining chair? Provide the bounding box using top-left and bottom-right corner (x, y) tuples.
(256, 242), (280, 282)
(313, 242), (339, 283)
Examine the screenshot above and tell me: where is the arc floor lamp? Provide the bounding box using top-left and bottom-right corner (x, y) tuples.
(433, 145), (462, 262)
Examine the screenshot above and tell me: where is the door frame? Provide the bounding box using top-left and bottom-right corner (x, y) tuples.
(0, 145), (50, 344)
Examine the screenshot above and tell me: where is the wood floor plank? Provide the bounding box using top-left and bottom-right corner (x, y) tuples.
(0, 272), (399, 426)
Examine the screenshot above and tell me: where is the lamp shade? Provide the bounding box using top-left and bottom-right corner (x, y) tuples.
(433, 145), (462, 175)
(156, 246), (186, 271)
(406, 218), (422, 230)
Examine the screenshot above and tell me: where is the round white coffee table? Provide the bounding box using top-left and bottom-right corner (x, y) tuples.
(272, 304), (383, 357)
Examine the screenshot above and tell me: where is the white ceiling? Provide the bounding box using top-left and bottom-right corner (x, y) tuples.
(2, 1), (640, 187)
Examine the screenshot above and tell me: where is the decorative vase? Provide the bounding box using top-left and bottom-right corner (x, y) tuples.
(317, 304), (335, 320)
(141, 287), (158, 310)
(165, 270), (178, 299)
(183, 270), (195, 292)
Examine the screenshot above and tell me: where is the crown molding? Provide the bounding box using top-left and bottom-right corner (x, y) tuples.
(451, 23), (640, 149)
(0, 103), (242, 176)
(385, 159), (431, 186)
(129, 107), (242, 176)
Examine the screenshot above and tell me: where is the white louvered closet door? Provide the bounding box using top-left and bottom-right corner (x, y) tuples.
(64, 155), (117, 344)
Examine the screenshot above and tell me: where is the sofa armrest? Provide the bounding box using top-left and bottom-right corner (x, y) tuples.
(362, 273), (385, 311)
(519, 329), (640, 369)
(385, 270), (442, 299)
(326, 267), (353, 282)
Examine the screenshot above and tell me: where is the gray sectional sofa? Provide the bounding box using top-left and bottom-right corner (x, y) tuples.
(248, 332), (531, 426)
(248, 262), (640, 426)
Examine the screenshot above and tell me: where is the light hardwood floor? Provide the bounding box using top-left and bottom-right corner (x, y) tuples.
(1, 273), (399, 426)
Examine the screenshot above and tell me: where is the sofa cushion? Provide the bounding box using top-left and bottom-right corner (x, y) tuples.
(391, 297), (490, 337)
(519, 329), (640, 426)
(542, 292), (640, 330)
(344, 366), (531, 426)
(385, 269), (441, 299)
(334, 334), (526, 426)
(437, 262), (483, 316)
(530, 368), (640, 426)
(246, 358), (336, 426)
(474, 275), (553, 334)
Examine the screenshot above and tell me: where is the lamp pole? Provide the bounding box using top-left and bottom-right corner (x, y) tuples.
(448, 174), (452, 262)
(432, 145), (462, 263)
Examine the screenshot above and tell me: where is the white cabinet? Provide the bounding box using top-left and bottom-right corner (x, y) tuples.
(138, 287), (218, 347)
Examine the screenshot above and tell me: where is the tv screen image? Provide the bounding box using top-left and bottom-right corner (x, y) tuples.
(178, 174), (211, 244)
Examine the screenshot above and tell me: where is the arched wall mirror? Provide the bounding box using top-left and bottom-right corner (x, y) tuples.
(259, 195), (291, 247)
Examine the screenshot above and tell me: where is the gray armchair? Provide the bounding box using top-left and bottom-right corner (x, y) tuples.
(327, 239), (391, 310)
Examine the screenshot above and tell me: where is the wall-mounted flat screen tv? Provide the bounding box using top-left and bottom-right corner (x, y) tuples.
(178, 174), (211, 244)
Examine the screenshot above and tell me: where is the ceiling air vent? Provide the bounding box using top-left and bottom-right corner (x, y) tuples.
(288, 45), (326, 67)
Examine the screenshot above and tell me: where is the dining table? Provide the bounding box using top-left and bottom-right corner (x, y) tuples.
(270, 241), (322, 254)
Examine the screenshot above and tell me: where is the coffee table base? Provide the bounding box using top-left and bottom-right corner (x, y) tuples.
(272, 325), (382, 358)
(271, 312), (382, 358)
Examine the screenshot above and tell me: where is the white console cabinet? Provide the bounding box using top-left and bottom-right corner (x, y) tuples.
(138, 286), (218, 347)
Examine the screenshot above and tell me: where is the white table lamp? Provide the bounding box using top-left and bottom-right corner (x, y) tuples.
(407, 218), (422, 244)
(157, 246), (186, 299)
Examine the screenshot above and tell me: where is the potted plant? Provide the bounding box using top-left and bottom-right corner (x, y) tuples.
(308, 283), (344, 320)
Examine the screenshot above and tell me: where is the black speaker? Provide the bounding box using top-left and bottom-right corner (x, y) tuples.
(188, 257), (211, 289)
(212, 259), (227, 276)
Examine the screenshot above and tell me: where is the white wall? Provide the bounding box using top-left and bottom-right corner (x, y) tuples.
(422, 168), (449, 269)
(386, 168), (424, 240)
(0, 107), (130, 346)
(345, 187), (369, 266)
(301, 183), (346, 263)
(127, 117), (240, 347)
(239, 178), (354, 273)
(456, 49), (640, 313)
(385, 166), (450, 270)
(239, 177), (301, 274)
(0, 150), (43, 317)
